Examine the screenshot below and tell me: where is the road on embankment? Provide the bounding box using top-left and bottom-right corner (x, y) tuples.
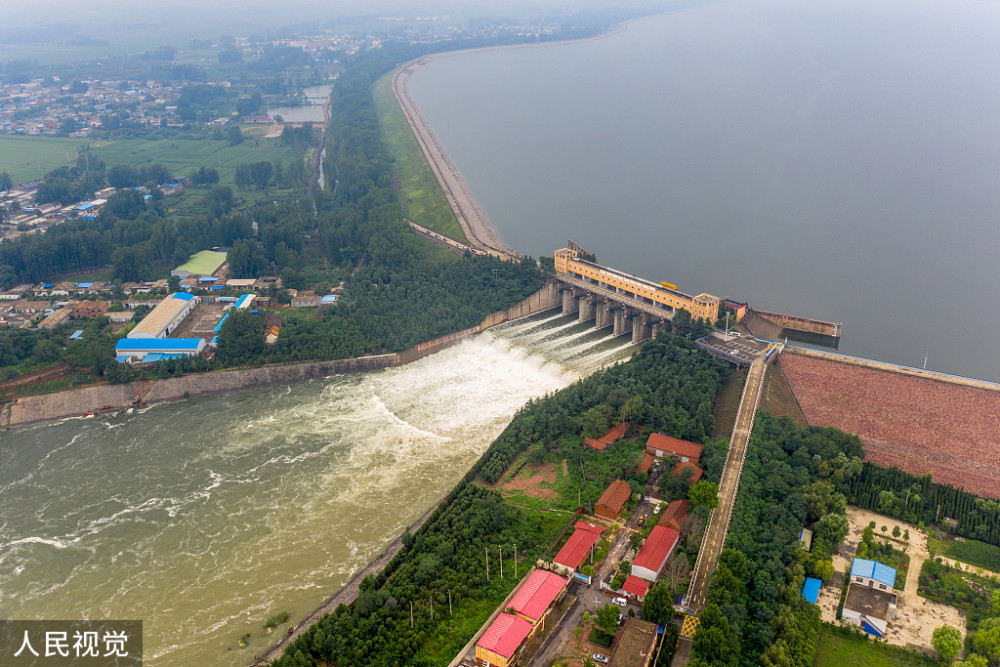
(685, 356), (767, 614)
(391, 59), (518, 259)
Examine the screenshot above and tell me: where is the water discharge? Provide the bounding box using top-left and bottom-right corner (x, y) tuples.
(0, 312), (632, 666)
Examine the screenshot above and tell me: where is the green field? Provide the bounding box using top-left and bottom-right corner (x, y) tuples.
(814, 627), (941, 667)
(175, 250), (227, 276)
(0, 133), (304, 194)
(91, 136), (302, 188)
(372, 68), (465, 241)
(0, 136), (105, 185)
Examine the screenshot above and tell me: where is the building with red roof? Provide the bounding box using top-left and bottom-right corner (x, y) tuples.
(621, 574), (651, 601)
(585, 421), (629, 451)
(659, 499), (691, 532)
(508, 569), (569, 624)
(635, 453), (655, 474)
(646, 433), (702, 462)
(595, 480), (632, 520)
(672, 460), (703, 484)
(553, 521), (603, 572)
(475, 612), (533, 667)
(632, 524), (681, 582)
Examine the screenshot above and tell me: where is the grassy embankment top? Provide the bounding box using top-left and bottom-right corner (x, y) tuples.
(372, 68), (467, 243)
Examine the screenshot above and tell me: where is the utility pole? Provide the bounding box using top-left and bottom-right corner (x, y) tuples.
(499, 546), (503, 579)
(514, 544), (518, 579)
(430, 597), (433, 621)
(485, 547), (489, 581)
(410, 601), (413, 628)
(449, 589), (452, 615)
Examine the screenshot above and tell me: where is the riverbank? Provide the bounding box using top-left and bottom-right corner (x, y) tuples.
(389, 24), (628, 259)
(250, 503), (440, 666)
(2, 283), (561, 429)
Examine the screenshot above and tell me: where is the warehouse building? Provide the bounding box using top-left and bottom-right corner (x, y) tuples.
(632, 525), (680, 582)
(508, 569), (569, 626)
(646, 433), (703, 463)
(475, 613), (533, 667)
(553, 521), (603, 579)
(115, 337), (206, 363)
(128, 292), (198, 339)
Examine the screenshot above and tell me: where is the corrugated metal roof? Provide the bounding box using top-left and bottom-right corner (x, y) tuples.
(509, 570), (567, 622)
(128, 293), (195, 338)
(802, 577), (821, 604)
(850, 558), (896, 588)
(477, 613), (532, 659)
(115, 338), (204, 351)
(622, 575), (650, 598)
(553, 522), (603, 571)
(633, 525), (679, 577)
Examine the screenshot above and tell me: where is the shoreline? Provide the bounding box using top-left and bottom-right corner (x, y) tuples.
(390, 23), (629, 259)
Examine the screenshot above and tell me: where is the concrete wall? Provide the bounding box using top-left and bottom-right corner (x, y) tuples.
(5, 283), (562, 429)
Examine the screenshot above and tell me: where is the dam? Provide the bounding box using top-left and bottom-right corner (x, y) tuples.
(552, 246), (841, 345)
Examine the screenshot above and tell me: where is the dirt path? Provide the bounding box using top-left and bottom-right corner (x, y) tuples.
(835, 507), (966, 651)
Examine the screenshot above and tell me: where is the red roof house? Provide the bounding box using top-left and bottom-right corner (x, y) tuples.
(672, 460), (703, 484)
(646, 433), (702, 462)
(621, 574), (651, 601)
(632, 525), (681, 582)
(595, 480), (632, 520)
(475, 613), (533, 667)
(553, 521), (603, 571)
(509, 569), (569, 624)
(660, 499), (691, 532)
(635, 453), (655, 474)
(585, 421), (629, 451)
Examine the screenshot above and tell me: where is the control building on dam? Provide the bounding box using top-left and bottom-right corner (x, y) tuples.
(553, 247), (720, 344)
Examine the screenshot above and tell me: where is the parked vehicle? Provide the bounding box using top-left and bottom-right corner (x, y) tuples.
(613, 597), (628, 607)
(593, 653), (610, 664)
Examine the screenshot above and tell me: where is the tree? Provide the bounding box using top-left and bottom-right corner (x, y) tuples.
(664, 555), (691, 592)
(955, 656), (988, 667)
(642, 581), (674, 624)
(932, 625), (962, 662)
(690, 481), (719, 510)
(226, 124), (245, 145)
(168, 275), (181, 293)
(0, 172), (12, 191)
(594, 603), (620, 636)
(217, 308), (266, 363)
(892, 525), (901, 538)
(814, 513), (850, 549)
(974, 617), (1000, 664)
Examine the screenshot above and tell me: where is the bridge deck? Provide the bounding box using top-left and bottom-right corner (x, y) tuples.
(556, 273), (676, 321)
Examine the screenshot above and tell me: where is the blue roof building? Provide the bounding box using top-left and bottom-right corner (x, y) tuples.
(850, 558), (897, 589)
(802, 578), (821, 604)
(115, 337), (205, 362)
(69, 329), (84, 341)
(320, 294), (337, 304)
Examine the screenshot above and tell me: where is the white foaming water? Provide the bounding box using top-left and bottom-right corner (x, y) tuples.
(0, 316), (631, 666)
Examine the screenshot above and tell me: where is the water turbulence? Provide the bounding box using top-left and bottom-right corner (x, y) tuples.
(0, 311), (633, 666)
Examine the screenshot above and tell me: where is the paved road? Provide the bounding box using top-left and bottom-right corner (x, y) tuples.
(527, 507), (646, 667)
(684, 356), (768, 614)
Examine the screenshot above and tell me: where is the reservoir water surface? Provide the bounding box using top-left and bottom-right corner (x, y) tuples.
(408, 0), (1000, 382)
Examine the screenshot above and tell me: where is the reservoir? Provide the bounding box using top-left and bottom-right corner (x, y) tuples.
(0, 314), (631, 666)
(267, 84), (331, 123)
(407, 0), (1000, 382)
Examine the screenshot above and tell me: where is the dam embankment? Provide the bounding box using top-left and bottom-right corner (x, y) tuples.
(3, 283), (561, 428)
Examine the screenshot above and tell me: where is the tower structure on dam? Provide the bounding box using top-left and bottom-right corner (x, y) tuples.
(553, 248), (720, 327)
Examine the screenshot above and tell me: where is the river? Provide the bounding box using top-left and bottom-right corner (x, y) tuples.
(406, 0), (1000, 382)
(0, 313), (631, 666)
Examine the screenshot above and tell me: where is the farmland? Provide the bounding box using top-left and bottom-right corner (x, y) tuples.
(0, 133), (304, 193)
(0, 136), (101, 184)
(780, 351), (1000, 498)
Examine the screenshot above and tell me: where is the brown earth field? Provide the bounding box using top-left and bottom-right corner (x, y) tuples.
(781, 351), (1000, 498)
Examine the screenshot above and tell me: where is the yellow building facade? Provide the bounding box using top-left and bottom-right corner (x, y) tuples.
(553, 248), (719, 322)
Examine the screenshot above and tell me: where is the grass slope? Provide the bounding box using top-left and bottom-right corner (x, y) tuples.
(372, 68), (465, 242)
(814, 627), (940, 667)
